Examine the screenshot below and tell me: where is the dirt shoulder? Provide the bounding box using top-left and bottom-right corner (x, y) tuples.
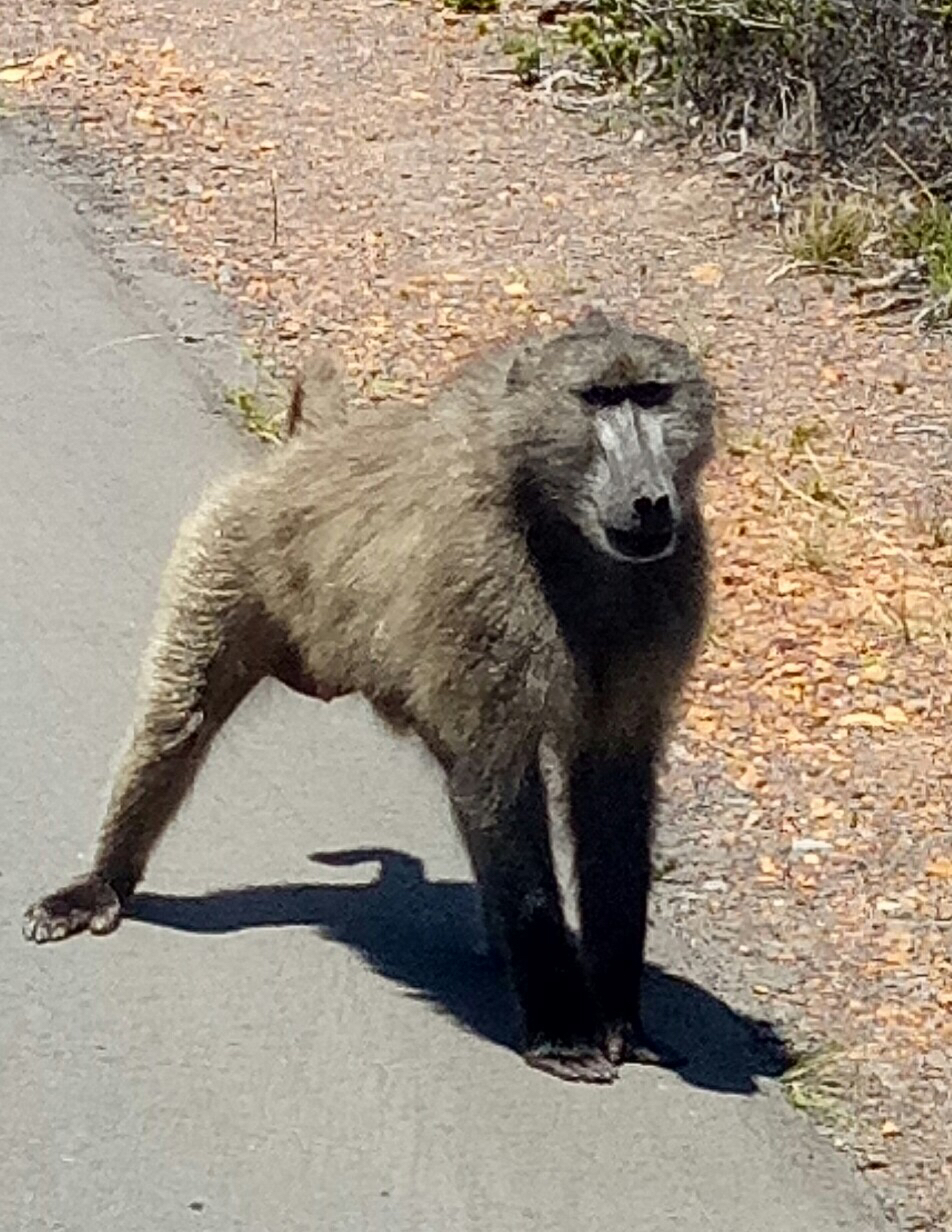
(2, 2), (949, 1227)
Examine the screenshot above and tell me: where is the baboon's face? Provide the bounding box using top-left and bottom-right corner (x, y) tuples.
(511, 314), (715, 564)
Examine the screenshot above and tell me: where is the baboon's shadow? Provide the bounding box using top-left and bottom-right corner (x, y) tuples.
(130, 847), (791, 1095)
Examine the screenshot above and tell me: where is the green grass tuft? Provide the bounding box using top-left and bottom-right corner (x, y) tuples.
(444, 0), (499, 13)
(786, 193), (872, 269)
(892, 200), (952, 294)
(223, 386), (285, 443)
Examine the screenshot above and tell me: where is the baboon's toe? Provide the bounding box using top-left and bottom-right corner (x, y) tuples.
(605, 1023), (682, 1070)
(23, 875), (122, 944)
(524, 1043), (618, 1084)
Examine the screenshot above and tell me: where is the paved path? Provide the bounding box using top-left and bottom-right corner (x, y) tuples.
(0, 127), (889, 1232)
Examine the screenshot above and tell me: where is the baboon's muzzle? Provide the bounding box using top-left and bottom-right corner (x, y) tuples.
(606, 494), (676, 562)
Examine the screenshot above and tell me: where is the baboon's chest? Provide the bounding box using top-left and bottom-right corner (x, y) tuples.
(527, 522), (695, 689)
(554, 571), (685, 692)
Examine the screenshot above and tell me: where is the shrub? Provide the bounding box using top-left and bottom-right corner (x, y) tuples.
(565, 1), (952, 178)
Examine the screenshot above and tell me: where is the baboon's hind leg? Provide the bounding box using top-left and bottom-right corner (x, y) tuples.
(24, 505), (274, 943)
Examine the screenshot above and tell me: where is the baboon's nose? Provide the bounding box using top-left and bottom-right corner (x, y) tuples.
(634, 494), (673, 538)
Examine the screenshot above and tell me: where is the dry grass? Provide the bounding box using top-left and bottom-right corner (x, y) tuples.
(785, 193), (873, 271)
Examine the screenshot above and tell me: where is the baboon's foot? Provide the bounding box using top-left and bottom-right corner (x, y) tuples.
(524, 1040), (617, 1084)
(23, 874), (123, 943)
(604, 1021), (683, 1070)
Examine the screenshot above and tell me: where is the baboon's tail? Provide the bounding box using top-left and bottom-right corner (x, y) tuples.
(287, 344), (348, 437)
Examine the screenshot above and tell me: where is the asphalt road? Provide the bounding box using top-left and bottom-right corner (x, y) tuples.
(0, 125), (890, 1232)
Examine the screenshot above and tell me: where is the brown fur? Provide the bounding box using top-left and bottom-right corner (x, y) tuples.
(24, 311), (715, 1083)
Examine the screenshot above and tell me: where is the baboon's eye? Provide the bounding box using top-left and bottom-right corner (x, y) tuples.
(628, 381), (674, 408)
(579, 384), (623, 409)
(579, 382), (673, 410)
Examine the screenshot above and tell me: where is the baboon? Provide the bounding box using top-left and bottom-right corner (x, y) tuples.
(24, 310), (715, 1084)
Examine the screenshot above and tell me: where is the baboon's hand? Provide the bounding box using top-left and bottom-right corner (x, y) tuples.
(23, 874), (122, 944)
(524, 1042), (618, 1084)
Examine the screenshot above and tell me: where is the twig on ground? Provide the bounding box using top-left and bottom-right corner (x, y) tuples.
(772, 468), (847, 514)
(851, 262), (921, 296)
(913, 290), (952, 330)
(882, 142), (937, 206)
(765, 258), (818, 285)
(84, 332), (163, 357)
(541, 67), (601, 95)
(460, 66), (519, 80)
(853, 293), (921, 319)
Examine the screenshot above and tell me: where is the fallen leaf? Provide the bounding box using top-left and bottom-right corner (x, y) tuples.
(737, 763), (765, 790)
(133, 106), (163, 129)
(29, 47), (72, 74)
(839, 711), (887, 729)
(925, 858), (952, 879)
(689, 262), (724, 287)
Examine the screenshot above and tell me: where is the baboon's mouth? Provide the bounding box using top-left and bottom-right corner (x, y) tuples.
(605, 525), (676, 562)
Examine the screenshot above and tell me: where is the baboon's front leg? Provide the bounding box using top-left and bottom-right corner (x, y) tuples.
(450, 761), (615, 1083)
(569, 749), (670, 1067)
(24, 506), (271, 943)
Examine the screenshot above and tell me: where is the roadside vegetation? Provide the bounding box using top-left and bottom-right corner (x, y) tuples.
(498, 0), (952, 327)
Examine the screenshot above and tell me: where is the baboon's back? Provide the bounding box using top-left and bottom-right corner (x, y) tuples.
(237, 405), (562, 753)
